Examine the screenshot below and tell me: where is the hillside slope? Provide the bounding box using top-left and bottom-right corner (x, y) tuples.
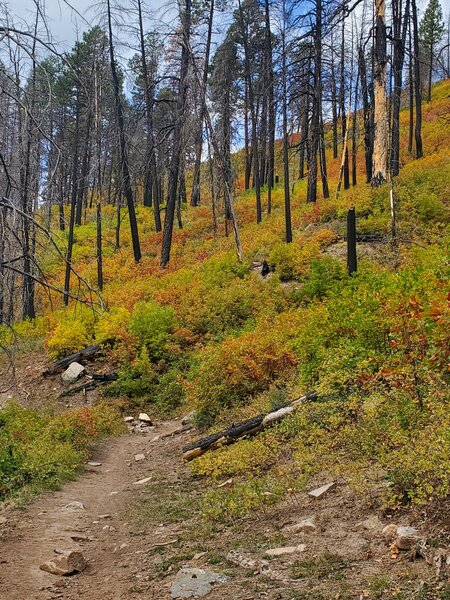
(0, 80), (449, 599)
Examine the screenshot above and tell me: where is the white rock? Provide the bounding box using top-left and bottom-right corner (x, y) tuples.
(63, 501), (86, 511)
(138, 413), (152, 423)
(124, 416), (135, 422)
(171, 568), (229, 599)
(87, 461), (102, 467)
(133, 476), (152, 485)
(286, 518), (316, 533)
(308, 482), (335, 498)
(396, 526), (420, 549)
(181, 411), (195, 426)
(134, 454), (145, 462)
(61, 362), (85, 384)
(265, 545), (306, 557)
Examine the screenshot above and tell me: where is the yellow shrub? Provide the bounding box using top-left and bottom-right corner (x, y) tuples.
(46, 309), (96, 358)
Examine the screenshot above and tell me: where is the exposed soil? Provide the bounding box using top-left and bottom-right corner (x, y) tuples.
(0, 419), (188, 599)
(0, 413), (448, 600)
(0, 350), (448, 600)
(0, 346), (112, 412)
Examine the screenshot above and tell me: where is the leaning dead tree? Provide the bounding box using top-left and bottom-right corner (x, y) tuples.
(182, 392), (317, 461)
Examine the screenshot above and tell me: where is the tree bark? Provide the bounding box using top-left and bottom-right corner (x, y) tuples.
(307, 0), (322, 203)
(238, 0), (262, 222)
(63, 89), (81, 306)
(107, 0), (141, 262)
(281, 8), (292, 243)
(190, 0), (215, 207)
(371, 0), (388, 187)
(411, 0), (423, 158)
(160, 0), (191, 267)
(340, 21), (350, 190)
(264, 0), (275, 215)
(391, 0), (410, 176)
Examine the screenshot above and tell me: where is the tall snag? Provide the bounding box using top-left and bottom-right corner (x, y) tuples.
(106, 0), (141, 262)
(160, 0), (191, 267)
(371, 0), (388, 187)
(190, 0), (215, 208)
(307, 0), (323, 203)
(238, 0), (262, 222)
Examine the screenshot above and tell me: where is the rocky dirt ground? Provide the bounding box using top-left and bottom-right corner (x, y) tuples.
(0, 355), (449, 600)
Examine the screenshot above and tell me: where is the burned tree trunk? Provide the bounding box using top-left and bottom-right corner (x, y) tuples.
(160, 0), (191, 267)
(107, 0), (141, 262)
(190, 0), (215, 207)
(371, 0), (388, 187)
(182, 393), (317, 461)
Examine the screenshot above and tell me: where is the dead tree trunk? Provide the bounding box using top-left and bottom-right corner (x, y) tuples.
(238, 0), (262, 222)
(160, 0), (191, 267)
(411, 0), (423, 158)
(371, 0), (388, 187)
(190, 0), (215, 207)
(182, 392), (317, 461)
(264, 0), (275, 214)
(107, 0), (141, 262)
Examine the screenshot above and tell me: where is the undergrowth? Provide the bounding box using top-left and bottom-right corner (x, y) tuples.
(1, 79), (449, 513)
(0, 401), (124, 505)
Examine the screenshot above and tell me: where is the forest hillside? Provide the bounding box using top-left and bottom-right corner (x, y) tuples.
(0, 0), (449, 590)
(0, 76), (448, 503)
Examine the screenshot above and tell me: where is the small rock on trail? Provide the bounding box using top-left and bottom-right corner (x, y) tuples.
(133, 476), (152, 485)
(265, 545), (306, 557)
(171, 567), (229, 599)
(138, 413), (152, 423)
(383, 525), (421, 550)
(285, 517), (316, 533)
(63, 501), (85, 511)
(40, 551), (86, 576)
(308, 482), (336, 498)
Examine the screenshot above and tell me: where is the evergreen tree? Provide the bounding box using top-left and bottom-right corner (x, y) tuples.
(420, 0), (445, 101)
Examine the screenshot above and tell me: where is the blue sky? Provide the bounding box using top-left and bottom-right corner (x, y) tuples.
(5, 0), (171, 50)
(5, 0), (450, 53)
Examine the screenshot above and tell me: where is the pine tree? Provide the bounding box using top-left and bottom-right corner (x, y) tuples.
(420, 0), (445, 101)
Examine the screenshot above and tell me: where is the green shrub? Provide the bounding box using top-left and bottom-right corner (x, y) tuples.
(0, 401), (124, 502)
(153, 370), (186, 412)
(129, 301), (175, 360)
(297, 257), (345, 302)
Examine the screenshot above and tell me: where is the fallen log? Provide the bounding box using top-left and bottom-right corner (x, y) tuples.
(59, 372), (118, 398)
(43, 340), (114, 376)
(182, 391), (317, 461)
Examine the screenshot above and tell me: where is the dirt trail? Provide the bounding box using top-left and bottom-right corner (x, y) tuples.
(0, 414), (445, 600)
(0, 420), (187, 600)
